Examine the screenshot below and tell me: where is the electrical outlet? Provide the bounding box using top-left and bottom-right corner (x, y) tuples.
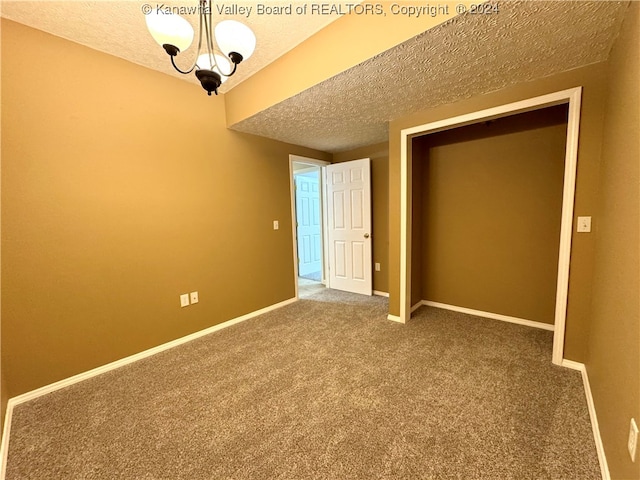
(273, 220), (279, 230)
(180, 294), (190, 308)
(577, 216), (592, 233)
(629, 418), (638, 462)
(190, 291), (199, 304)
(375, 262), (381, 272)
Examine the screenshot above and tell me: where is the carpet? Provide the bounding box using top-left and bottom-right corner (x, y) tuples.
(4, 288), (600, 479)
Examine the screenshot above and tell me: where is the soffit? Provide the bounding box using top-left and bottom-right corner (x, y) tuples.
(231, 1), (629, 152)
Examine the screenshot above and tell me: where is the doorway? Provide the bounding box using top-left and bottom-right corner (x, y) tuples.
(289, 156), (374, 298)
(411, 105), (568, 328)
(397, 87), (582, 365)
(295, 166), (322, 281)
(289, 155), (330, 298)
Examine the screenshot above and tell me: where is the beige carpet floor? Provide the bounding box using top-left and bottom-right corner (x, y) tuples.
(4, 288), (600, 479)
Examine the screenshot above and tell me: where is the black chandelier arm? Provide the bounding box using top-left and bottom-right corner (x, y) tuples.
(227, 61), (238, 77)
(159, 0), (246, 83)
(166, 4), (205, 76)
(213, 57), (238, 78)
(170, 55), (197, 75)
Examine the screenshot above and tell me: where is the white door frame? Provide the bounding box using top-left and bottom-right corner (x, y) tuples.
(289, 155), (330, 299)
(397, 87), (582, 366)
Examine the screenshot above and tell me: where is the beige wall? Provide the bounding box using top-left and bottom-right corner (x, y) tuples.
(412, 107), (567, 324)
(389, 62), (608, 361)
(0, 369), (6, 432)
(586, 3), (640, 479)
(410, 140), (425, 306)
(0, 20), (330, 397)
(332, 143), (389, 294)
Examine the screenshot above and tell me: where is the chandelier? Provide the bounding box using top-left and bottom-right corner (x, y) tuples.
(145, 0), (256, 96)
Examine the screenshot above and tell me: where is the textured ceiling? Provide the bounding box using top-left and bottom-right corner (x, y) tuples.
(0, 0), (347, 92)
(231, 0), (630, 152)
(2, 1), (630, 153)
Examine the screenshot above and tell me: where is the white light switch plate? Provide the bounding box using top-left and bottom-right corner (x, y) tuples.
(273, 220), (279, 230)
(190, 291), (199, 304)
(577, 216), (592, 233)
(180, 294), (190, 308)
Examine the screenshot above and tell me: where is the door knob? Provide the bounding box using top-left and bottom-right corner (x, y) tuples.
(364, 233), (370, 238)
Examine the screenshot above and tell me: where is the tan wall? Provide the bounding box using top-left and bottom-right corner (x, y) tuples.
(412, 107), (567, 324)
(410, 140), (425, 307)
(586, 3), (640, 479)
(389, 62), (608, 361)
(1, 368), (6, 432)
(0, 20), (330, 397)
(332, 143), (389, 294)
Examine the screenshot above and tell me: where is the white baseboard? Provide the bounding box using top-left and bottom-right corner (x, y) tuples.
(561, 360), (610, 480)
(411, 301), (423, 313)
(0, 403), (13, 480)
(0, 296), (298, 479)
(373, 290), (389, 298)
(0, 297), (606, 480)
(420, 300), (555, 331)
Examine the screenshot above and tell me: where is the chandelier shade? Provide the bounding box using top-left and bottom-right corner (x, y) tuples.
(145, 11), (194, 53)
(214, 20), (256, 61)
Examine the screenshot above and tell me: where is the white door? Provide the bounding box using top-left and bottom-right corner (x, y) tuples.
(326, 158), (372, 295)
(295, 171), (322, 277)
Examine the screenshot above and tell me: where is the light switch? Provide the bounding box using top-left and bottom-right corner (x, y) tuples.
(273, 220), (279, 230)
(190, 291), (199, 304)
(180, 294), (190, 308)
(577, 216), (592, 233)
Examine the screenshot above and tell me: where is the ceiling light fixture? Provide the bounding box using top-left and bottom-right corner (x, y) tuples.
(145, 0), (256, 96)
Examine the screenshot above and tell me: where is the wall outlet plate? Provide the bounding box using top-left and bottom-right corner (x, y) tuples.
(577, 216), (592, 232)
(180, 294), (190, 308)
(629, 418), (638, 462)
(190, 291), (199, 304)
